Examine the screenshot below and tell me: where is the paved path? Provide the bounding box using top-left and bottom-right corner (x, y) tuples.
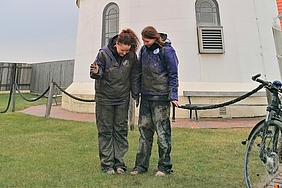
(21, 104), (262, 129)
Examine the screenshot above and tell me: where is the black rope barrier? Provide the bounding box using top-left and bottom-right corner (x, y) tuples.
(0, 82), (13, 113)
(179, 84), (264, 110)
(0, 80), (265, 114)
(15, 82), (50, 102)
(53, 82), (95, 102)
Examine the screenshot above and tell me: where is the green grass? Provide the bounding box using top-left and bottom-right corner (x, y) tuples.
(0, 93), (252, 187)
(0, 93), (48, 112)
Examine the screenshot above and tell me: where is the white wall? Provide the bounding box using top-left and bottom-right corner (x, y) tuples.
(63, 0), (281, 115)
(74, 0), (280, 86)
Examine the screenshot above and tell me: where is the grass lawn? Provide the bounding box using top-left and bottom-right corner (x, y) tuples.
(0, 93), (48, 112)
(0, 93), (251, 187)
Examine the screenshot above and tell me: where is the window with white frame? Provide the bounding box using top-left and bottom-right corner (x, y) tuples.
(195, 0), (224, 53)
(101, 3), (119, 47)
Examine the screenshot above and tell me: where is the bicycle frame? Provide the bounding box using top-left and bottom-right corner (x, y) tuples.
(244, 73), (282, 187)
(258, 86), (281, 163)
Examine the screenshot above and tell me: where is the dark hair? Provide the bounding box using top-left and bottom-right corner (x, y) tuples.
(141, 26), (164, 47)
(116, 28), (140, 53)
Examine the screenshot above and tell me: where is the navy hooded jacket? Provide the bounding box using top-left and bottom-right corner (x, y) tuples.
(90, 35), (140, 105)
(139, 34), (179, 101)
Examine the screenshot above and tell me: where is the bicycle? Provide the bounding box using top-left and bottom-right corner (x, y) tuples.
(244, 73), (282, 188)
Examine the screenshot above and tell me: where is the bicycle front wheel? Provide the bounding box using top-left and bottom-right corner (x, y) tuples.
(244, 120), (282, 188)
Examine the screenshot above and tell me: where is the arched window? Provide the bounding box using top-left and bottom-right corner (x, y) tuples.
(101, 3), (119, 47)
(195, 0), (220, 26)
(195, 0), (224, 53)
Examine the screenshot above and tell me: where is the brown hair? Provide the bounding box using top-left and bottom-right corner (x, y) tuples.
(116, 28), (140, 53)
(141, 26), (164, 46)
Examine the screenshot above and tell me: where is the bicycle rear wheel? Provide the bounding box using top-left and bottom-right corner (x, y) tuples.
(244, 121), (282, 188)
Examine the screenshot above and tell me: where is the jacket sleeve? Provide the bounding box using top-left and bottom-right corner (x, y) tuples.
(164, 47), (179, 101)
(130, 53), (141, 99)
(90, 50), (105, 79)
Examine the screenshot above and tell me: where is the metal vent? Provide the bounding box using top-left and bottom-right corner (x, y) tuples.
(197, 26), (225, 54)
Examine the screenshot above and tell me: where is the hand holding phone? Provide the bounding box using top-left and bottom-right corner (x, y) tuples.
(90, 62), (99, 74)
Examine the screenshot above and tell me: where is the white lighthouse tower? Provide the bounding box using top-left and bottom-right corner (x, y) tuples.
(62, 0), (281, 118)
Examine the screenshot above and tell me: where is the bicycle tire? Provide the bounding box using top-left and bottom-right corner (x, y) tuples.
(244, 120), (282, 188)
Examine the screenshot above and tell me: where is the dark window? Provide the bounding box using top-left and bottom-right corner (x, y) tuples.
(101, 3), (119, 47)
(195, 0), (220, 26)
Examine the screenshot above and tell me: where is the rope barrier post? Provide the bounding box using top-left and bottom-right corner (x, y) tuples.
(11, 82), (16, 112)
(129, 96), (135, 131)
(11, 63), (17, 112)
(45, 81), (55, 119)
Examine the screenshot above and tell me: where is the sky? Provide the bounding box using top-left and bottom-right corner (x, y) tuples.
(0, 0), (79, 63)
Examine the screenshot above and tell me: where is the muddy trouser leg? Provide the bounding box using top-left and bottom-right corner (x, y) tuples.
(133, 98), (155, 173)
(96, 103), (115, 172)
(152, 100), (172, 174)
(113, 102), (129, 171)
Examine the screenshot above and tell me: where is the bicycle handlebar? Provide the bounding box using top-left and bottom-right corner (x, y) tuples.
(252, 73), (282, 95)
(251, 73), (271, 86)
(251, 73), (261, 81)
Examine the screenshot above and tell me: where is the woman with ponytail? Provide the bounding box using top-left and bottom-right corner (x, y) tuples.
(90, 29), (140, 175)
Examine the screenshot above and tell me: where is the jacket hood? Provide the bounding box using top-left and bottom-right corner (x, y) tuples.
(108, 35), (118, 52)
(159, 33), (171, 45)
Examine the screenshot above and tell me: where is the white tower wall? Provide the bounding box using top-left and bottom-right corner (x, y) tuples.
(63, 0), (281, 118)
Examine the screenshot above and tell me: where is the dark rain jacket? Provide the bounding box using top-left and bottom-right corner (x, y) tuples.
(139, 35), (179, 101)
(90, 36), (140, 105)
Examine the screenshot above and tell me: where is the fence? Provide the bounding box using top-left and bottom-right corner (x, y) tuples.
(0, 63), (32, 91)
(0, 60), (75, 94)
(30, 59), (74, 94)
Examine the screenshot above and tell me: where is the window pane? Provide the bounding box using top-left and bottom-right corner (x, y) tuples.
(109, 19), (117, 32)
(200, 14), (214, 25)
